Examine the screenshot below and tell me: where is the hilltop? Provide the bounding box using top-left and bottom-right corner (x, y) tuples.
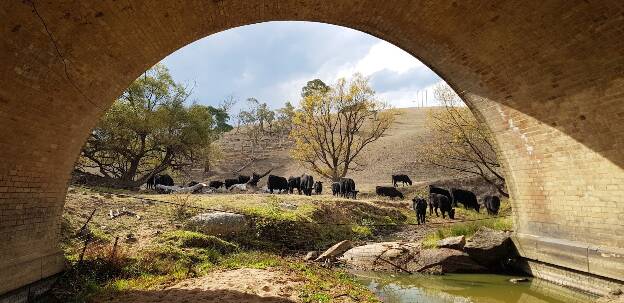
(202, 107), (463, 190)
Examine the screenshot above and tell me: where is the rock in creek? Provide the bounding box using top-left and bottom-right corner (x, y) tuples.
(437, 235), (466, 250)
(340, 242), (420, 272)
(340, 241), (485, 274)
(463, 227), (513, 269)
(315, 240), (353, 262)
(410, 248), (486, 274)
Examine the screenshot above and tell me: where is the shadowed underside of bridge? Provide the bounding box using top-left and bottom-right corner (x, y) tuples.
(0, 0), (623, 297)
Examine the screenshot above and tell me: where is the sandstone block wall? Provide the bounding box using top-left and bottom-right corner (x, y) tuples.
(0, 0), (622, 295)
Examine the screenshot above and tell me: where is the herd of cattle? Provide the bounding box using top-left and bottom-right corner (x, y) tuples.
(146, 173), (501, 221)
(412, 185), (502, 224)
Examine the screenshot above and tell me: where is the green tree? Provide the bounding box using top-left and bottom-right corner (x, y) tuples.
(76, 64), (227, 188)
(301, 79), (330, 98)
(291, 74), (396, 180)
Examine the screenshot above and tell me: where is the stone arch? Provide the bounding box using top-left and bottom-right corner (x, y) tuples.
(0, 0), (622, 296)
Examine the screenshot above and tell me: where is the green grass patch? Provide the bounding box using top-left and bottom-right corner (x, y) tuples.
(290, 262), (380, 303)
(422, 216), (513, 248)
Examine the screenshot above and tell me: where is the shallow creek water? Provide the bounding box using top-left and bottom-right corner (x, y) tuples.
(353, 271), (598, 303)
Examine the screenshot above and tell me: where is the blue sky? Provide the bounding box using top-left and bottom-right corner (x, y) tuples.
(161, 21), (443, 111)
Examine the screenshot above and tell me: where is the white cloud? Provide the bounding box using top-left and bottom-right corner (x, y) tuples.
(376, 81), (443, 108)
(162, 21), (447, 110)
(338, 41), (424, 78)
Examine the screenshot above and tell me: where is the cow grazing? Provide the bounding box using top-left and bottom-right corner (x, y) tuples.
(339, 178), (356, 199)
(451, 188), (480, 212)
(392, 174), (412, 187)
(208, 180), (224, 189)
(483, 195), (501, 215)
(238, 175), (251, 184)
(376, 186), (404, 200)
(300, 174), (314, 196)
(224, 178), (239, 189)
(267, 175), (289, 194)
(429, 193), (455, 219)
(429, 185), (452, 202)
(155, 174), (174, 187)
(288, 176), (302, 194)
(247, 170), (271, 187)
(187, 181), (199, 187)
(314, 181), (323, 195)
(412, 197), (428, 224)
(331, 182), (341, 196)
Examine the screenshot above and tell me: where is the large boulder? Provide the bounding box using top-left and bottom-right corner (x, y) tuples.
(315, 240), (354, 262)
(408, 248), (486, 274)
(186, 212), (248, 236)
(340, 242), (485, 274)
(463, 227), (513, 268)
(437, 235), (465, 250)
(340, 242), (420, 272)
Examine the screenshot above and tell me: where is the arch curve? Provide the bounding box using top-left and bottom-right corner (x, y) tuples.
(0, 0), (622, 296)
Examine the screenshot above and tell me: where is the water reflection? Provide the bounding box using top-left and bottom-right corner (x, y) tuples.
(353, 271), (597, 303)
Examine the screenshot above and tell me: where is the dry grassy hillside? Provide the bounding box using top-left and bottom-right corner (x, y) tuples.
(199, 107), (467, 190)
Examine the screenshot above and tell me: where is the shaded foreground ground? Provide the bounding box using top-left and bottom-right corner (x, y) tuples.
(98, 268), (300, 303)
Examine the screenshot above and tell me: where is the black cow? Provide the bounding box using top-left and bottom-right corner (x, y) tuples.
(429, 185), (452, 202)
(224, 178), (239, 189)
(332, 182), (341, 196)
(392, 174), (412, 187)
(483, 195), (501, 215)
(155, 174), (174, 187)
(238, 175), (251, 184)
(288, 176), (301, 194)
(314, 181), (323, 195)
(208, 180), (224, 189)
(429, 193), (455, 219)
(339, 178), (356, 199)
(376, 186), (404, 200)
(247, 170), (272, 187)
(187, 181), (199, 187)
(451, 188), (480, 212)
(146, 175), (156, 189)
(267, 175), (289, 194)
(412, 197), (428, 224)
(300, 174), (314, 196)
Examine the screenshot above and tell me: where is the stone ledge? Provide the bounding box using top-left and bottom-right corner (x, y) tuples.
(0, 251), (64, 296)
(0, 274), (59, 303)
(513, 233), (624, 283)
(518, 259), (624, 297)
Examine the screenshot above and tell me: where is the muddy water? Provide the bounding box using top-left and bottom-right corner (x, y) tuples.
(353, 272), (598, 303)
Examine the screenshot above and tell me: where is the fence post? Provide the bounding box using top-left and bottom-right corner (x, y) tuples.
(76, 208), (97, 237)
(110, 236), (119, 261)
(78, 236), (91, 264)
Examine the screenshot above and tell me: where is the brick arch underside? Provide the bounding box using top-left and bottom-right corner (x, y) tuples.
(0, 0), (622, 295)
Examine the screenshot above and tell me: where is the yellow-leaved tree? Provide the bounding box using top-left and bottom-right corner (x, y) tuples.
(291, 74), (396, 181)
(421, 83), (508, 197)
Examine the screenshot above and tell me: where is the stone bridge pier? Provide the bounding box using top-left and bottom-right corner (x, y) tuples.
(0, 0), (623, 298)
